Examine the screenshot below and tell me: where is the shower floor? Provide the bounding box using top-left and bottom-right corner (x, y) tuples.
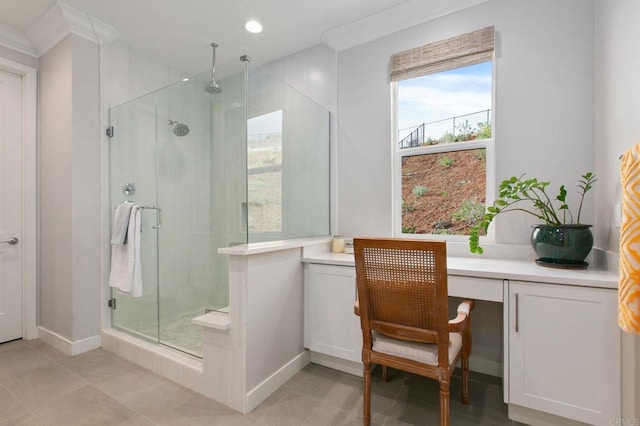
(118, 306), (230, 358)
(131, 307), (208, 357)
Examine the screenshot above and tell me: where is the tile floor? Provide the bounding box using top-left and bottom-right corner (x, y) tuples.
(0, 339), (521, 425)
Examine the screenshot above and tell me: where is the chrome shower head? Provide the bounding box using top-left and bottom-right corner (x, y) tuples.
(206, 80), (222, 94)
(168, 120), (189, 137)
(206, 42), (222, 94)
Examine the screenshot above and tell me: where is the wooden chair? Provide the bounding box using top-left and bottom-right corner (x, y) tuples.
(353, 237), (474, 426)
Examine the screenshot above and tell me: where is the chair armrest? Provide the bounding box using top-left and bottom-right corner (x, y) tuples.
(354, 300), (360, 316)
(448, 300), (475, 332)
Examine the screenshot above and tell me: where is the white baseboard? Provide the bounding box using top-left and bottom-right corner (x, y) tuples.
(246, 351), (310, 413)
(310, 351), (363, 377)
(469, 355), (502, 378)
(508, 404), (585, 426)
(38, 327), (102, 356)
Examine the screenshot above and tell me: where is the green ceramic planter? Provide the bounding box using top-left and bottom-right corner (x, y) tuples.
(530, 224), (593, 268)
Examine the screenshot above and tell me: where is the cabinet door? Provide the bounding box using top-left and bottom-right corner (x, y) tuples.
(304, 264), (362, 363)
(508, 280), (620, 424)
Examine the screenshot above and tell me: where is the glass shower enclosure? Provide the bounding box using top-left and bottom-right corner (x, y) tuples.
(108, 58), (330, 357)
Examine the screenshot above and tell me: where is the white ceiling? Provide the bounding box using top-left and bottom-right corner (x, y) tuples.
(0, 0), (484, 75)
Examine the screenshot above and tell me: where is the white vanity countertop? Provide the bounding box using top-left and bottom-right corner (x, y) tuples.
(302, 252), (619, 289)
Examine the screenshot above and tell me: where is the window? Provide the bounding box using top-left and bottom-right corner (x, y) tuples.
(391, 27), (495, 239)
(247, 110), (283, 233)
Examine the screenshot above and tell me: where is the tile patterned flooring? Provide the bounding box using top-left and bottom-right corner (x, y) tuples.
(0, 339), (521, 425)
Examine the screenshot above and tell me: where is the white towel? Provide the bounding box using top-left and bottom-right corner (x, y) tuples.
(109, 205), (143, 297)
(111, 201), (135, 245)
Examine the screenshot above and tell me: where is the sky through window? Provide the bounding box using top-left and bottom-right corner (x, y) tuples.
(398, 62), (492, 140)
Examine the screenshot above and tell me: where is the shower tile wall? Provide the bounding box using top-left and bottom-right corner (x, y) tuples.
(158, 78), (214, 319)
(103, 40), (187, 108)
(265, 43), (337, 116)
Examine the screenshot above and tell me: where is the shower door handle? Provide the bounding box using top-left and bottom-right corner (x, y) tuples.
(140, 205), (163, 229)
(153, 207), (163, 229)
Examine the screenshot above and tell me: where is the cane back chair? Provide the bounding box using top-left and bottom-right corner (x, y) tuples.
(353, 237), (474, 426)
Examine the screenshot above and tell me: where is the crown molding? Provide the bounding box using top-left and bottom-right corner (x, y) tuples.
(0, 24), (37, 57)
(26, 1), (120, 57)
(321, 0), (489, 51)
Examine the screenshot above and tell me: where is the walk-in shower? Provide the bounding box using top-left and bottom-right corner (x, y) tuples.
(108, 55), (330, 357)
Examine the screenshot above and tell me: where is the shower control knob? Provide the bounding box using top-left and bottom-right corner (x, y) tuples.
(122, 182), (136, 196)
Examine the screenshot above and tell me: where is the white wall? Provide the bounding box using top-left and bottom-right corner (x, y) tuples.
(39, 36), (74, 338)
(246, 249), (304, 391)
(39, 34), (101, 342)
(337, 0), (596, 247)
(594, 0), (640, 254)
(70, 36), (101, 340)
(595, 0), (640, 418)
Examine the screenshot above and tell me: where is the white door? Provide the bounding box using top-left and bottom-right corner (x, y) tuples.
(0, 68), (23, 343)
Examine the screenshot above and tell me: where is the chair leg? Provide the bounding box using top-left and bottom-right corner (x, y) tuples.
(461, 357), (470, 405)
(439, 378), (450, 426)
(462, 323), (472, 405)
(363, 362), (372, 426)
(381, 365), (388, 382)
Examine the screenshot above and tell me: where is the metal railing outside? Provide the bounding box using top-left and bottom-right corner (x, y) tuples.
(399, 109), (491, 149)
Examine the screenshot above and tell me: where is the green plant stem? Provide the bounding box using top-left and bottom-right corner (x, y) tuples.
(577, 200), (584, 224)
(508, 193), (559, 224)
(495, 207), (549, 222)
(530, 188), (561, 224)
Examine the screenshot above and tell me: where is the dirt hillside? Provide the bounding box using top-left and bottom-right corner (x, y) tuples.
(401, 149), (486, 235)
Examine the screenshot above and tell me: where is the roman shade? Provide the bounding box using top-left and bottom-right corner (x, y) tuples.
(390, 26), (495, 82)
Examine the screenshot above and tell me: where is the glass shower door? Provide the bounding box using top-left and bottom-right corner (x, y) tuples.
(109, 90), (161, 344)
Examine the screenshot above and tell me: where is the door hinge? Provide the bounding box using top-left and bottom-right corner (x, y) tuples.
(108, 298), (116, 310)
(106, 126), (114, 138)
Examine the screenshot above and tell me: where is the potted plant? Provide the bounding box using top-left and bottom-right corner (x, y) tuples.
(469, 172), (597, 268)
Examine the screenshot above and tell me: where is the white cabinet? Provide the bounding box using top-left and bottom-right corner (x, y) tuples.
(304, 264), (362, 363)
(508, 280), (620, 425)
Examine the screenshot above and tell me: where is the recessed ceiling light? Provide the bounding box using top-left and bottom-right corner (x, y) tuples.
(245, 20), (263, 34)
